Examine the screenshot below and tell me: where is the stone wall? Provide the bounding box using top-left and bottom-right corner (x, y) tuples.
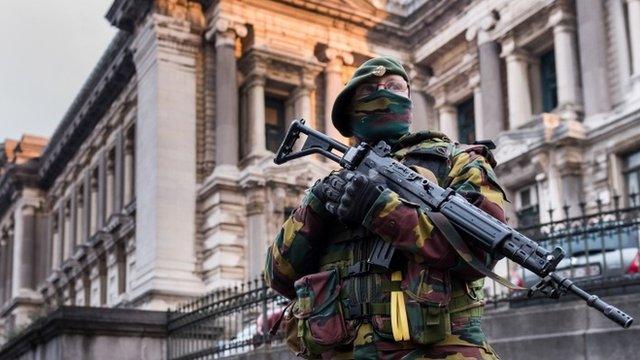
(0, 307), (166, 360)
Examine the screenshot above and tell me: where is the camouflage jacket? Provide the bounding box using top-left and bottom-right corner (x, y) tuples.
(264, 131), (507, 359)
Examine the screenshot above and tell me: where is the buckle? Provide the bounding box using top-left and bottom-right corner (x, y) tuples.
(346, 261), (369, 277)
(347, 302), (371, 319)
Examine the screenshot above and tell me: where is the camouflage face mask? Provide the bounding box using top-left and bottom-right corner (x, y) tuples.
(349, 89), (412, 144)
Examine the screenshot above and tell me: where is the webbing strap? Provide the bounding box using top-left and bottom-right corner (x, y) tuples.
(390, 271), (411, 341)
(426, 210), (525, 290)
(343, 301), (390, 319)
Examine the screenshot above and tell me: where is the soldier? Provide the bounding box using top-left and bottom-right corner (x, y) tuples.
(265, 56), (506, 359)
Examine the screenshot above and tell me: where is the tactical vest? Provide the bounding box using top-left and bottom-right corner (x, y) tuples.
(291, 132), (488, 356)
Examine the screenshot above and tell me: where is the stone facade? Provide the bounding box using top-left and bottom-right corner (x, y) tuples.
(1, 0), (640, 348)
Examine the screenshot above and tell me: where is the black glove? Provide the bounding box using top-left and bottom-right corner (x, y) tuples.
(324, 171), (384, 226)
(310, 170), (347, 204)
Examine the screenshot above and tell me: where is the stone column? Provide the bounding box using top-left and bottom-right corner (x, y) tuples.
(209, 20), (247, 169)
(73, 189), (81, 251)
(294, 77), (315, 125)
(477, 30), (506, 139)
(131, 11), (205, 307)
(107, 249), (119, 306)
(437, 103), (458, 141)
(4, 228), (14, 302)
(576, 0), (611, 116)
(82, 171), (91, 242)
(90, 173), (98, 237)
(406, 64), (434, 132)
(123, 136), (134, 206)
(242, 179), (267, 280)
(98, 151), (107, 229)
(57, 206), (65, 266)
(13, 204), (36, 295)
(245, 64), (267, 159)
(63, 202), (71, 260)
(75, 270), (90, 306)
(609, 0), (632, 90)
(410, 91), (430, 132)
(323, 49), (352, 143)
(51, 214), (61, 270)
(114, 132), (124, 213)
(70, 190), (77, 253)
(0, 237), (6, 303)
(106, 156), (114, 220)
(502, 38), (532, 129)
(528, 57), (543, 114)
(469, 75), (483, 140)
(627, 0), (640, 88)
(549, 9), (582, 119)
(532, 152), (563, 223)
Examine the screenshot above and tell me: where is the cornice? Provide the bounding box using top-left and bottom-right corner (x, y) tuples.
(38, 31), (135, 189)
(107, 0), (212, 31)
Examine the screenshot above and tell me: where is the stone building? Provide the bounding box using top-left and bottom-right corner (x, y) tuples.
(1, 0), (640, 346)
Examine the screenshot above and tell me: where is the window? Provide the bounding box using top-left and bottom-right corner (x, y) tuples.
(623, 150), (640, 199)
(539, 50), (558, 112)
(266, 97), (286, 153)
(516, 184), (539, 228)
(456, 98), (475, 144)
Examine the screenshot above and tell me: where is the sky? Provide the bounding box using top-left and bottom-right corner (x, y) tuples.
(0, 0), (117, 142)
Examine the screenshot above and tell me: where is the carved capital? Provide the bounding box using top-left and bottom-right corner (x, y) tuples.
(500, 37), (530, 61)
(466, 11), (498, 45)
(555, 146), (584, 176)
(241, 53), (268, 86)
(206, 17), (248, 46)
(155, 0), (205, 28)
(299, 70), (318, 91)
(549, 8), (575, 32)
(531, 151), (550, 175)
(323, 48), (354, 70)
(468, 73), (481, 89)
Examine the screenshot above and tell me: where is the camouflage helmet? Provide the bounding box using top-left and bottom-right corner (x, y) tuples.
(331, 56), (410, 137)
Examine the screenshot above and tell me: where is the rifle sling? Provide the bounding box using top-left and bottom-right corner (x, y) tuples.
(425, 210), (525, 290)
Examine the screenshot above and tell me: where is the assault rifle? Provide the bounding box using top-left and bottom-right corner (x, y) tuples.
(274, 119), (634, 329)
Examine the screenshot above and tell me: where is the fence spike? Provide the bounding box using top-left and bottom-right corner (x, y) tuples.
(579, 201), (587, 219)
(562, 203), (570, 220)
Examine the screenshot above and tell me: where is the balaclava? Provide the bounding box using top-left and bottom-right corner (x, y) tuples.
(349, 89), (412, 144)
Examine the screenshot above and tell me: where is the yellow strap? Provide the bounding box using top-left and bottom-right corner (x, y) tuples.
(390, 271), (410, 341)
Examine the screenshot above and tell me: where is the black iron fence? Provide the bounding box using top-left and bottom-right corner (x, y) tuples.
(167, 279), (288, 360)
(485, 193), (640, 304)
(167, 193), (640, 360)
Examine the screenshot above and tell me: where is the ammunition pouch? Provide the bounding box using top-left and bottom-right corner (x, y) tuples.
(293, 269), (355, 356)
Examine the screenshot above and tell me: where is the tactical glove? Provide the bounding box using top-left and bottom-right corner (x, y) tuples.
(324, 171), (384, 227)
(311, 170), (346, 204)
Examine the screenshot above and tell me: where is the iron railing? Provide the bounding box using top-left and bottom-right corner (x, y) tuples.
(167, 193), (640, 360)
(485, 193), (640, 304)
(167, 278), (288, 360)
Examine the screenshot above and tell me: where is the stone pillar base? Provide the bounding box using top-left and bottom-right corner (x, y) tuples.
(199, 165), (246, 291)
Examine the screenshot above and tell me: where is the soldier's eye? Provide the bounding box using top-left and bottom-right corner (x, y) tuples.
(356, 84), (377, 96)
(386, 80), (408, 92)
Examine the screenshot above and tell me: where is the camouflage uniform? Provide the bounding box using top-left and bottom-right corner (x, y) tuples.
(265, 56), (506, 359)
(265, 131), (506, 360)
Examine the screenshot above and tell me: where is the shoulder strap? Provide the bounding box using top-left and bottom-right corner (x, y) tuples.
(425, 210), (525, 290)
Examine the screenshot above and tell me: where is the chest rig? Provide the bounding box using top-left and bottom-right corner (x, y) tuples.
(312, 132), (486, 345)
